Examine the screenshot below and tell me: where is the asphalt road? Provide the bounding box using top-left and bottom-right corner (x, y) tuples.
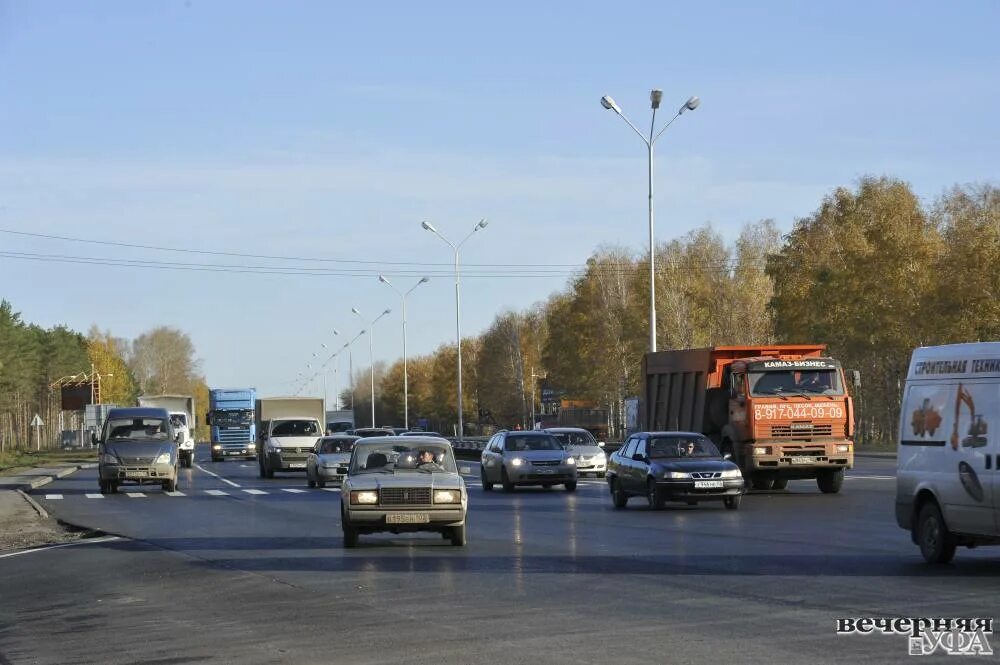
(1, 446), (998, 664)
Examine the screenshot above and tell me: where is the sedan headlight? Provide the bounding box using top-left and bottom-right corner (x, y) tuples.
(510, 457), (524, 467)
(100, 453), (119, 465)
(565, 457), (576, 466)
(154, 453), (171, 464)
(350, 490), (378, 505)
(665, 471), (689, 479)
(754, 446), (770, 455)
(269, 446), (283, 453)
(211, 444), (222, 450)
(721, 468), (743, 478)
(836, 444), (852, 453)
(433, 490), (461, 504)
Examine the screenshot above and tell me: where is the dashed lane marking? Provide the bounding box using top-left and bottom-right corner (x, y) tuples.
(44, 494), (63, 500)
(281, 488), (306, 494)
(845, 475), (895, 480)
(194, 464), (241, 488)
(242, 489), (267, 495)
(84, 493), (104, 499)
(124, 492), (146, 498)
(322, 487), (341, 492)
(205, 489), (228, 496)
(164, 491), (186, 497)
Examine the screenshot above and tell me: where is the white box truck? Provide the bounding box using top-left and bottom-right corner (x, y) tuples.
(138, 395), (196, 467)
(256, 397), (325, 477)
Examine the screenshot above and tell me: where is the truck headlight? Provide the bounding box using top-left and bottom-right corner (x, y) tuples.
(510, 457), (524, 467)
(836, 444), (852, 453)
(754, 447), (770, 455)
(101, 454), (119, 465)
(721, 468), (742, 478)
(433, 490), (461, 504)
(350, 490), (378, 505)
(211, 444), (222, 450)
(154, 453), (171, 464)
(565, 457), (576, 466)
(665, 471), (689, 479)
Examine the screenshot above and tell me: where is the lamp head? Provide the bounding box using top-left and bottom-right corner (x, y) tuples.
(383, 309), (392, 315)
(419, 276), (430, 284)
(351, 307), (360, 315)
(650, 89), (663, 109)
(680, 96), (700, 114)
(600, 95), (621, 114)
(476, 219), (489, 230)
(421, 220), (436, 233)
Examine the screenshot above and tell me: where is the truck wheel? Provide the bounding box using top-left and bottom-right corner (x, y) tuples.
(724, 495), (742, 510)
(917, 501), (956, 564)
(771, 478), (788, 490)
(751, 475), (774, 490)
(109, 481), (119, 494)
(611, 479), (628, 509)
(817, 469), (844, 494)
(481, 467), (493, 491)
(450, 523), (467, 546)
(564, 481), (577, 492)
(258, 459), (266, 479)
(646, 479), (663, 510)
(501, 468), (515, 492)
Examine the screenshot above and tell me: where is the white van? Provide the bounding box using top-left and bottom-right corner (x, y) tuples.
(896, 342), (1000, 563)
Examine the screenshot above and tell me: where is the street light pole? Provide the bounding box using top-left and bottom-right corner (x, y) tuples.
(379, 275), (430, 430)
(421, 219), (488, 439)
(343, 329), (366, 415)
(352, 308), (391, 428)
(600, 91), (699, 352)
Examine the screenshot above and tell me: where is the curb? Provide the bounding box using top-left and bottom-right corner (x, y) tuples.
(16, 489), (49, 520)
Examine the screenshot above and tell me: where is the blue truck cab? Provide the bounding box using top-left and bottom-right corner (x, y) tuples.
(208, 388), (257, 461)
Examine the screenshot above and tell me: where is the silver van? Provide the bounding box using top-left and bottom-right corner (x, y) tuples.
(896, 342), (1000, 563)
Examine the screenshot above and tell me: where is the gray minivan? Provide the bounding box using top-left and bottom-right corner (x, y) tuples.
(96, 407), (181, 494)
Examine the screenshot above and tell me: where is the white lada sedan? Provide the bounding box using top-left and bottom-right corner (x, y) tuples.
(340, 437), (468, 548)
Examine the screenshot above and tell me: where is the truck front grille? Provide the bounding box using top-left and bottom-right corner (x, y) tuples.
(380, 487), (431, 505)
(771, 424), (833, 438)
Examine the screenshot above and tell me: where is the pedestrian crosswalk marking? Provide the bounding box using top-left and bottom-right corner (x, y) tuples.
(125, 492), (146, 498)
(281, 488), (306, 494)
(243, 489), (267, 495)
(322, 487), (341, 492)
(205, 489), (228, 496)
(164, 491), (186, 497)
(85, 493), (104, 499)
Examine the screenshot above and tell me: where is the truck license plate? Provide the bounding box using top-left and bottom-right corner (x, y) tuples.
(790, 457), (815, 465)
(694, 480), (724, 489)
(125, 470), (146, 478)
(289, 463), (305, 469)
(386, 513), (430, 524)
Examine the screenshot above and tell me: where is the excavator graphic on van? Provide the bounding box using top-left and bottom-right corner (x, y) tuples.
(951, 383), (988, 450)
(911, 398), (942, 437)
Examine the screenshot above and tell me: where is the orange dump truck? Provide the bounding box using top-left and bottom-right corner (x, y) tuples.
(641, 345), (855, 493)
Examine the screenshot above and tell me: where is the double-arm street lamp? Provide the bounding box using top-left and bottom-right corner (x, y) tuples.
(378, 275), (430, 430)
(600, 90), (699, 352)
(351, 307), (391, 427)
(421, 219), (488, 439)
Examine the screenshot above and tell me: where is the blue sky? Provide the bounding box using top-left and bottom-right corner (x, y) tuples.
(1, 1), (998, 397)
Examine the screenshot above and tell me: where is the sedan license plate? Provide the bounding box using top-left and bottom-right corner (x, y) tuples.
(694, 480), (724, 489)
(386, 513), (430, 524)
(790, 457), (816, 465)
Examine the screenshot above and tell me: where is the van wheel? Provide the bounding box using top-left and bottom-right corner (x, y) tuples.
(917, 502), (956, 564)
(564, 481), (577, 493)
(771, 478), (788, 490)
(258, 459), (266, 479)
(162, 478), (177, 493)
(481, 467), (493, 491)
(307, 478), (316, 488)
(817, 469), (844, 494)
(99, 480), (110, 494)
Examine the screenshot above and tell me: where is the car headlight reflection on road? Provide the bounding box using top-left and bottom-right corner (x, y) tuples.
(510, 457), (524, 467)
(665, 471), (689, 479)
(720, 468), (742, 478)
(350, 490), (378, 505)
(154, 453), (171, 464)
(433, 490), (461, 504)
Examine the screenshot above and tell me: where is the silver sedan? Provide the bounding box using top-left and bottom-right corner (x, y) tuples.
(306, 435), (359, 488)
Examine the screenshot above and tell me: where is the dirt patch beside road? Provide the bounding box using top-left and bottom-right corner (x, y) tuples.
(0, 490), (79, 552)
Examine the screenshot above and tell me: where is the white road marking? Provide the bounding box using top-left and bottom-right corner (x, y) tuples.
(205, 489), (228, 496)
(164, 491), (186, 497)
(194, 464), (241, 488)
(460, 466), (474, 475)
(846, 475), (895, 480)
(281, 488), (306, 494)
(0, 535), (122, 559)
(125, 492), (146, 498)
(85, 493), (104, 499)
(44, 494), (63, 500)
(242, 489), (267, 495)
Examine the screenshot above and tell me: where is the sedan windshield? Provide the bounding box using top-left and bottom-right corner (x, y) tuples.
(649, 436), (720, 459)
(551, 431), (597, 447)
(319, 437), (357, 454)
(106, 418), (169, 441)
(350, 442), (457, 474)
(505, 435), (562, 451)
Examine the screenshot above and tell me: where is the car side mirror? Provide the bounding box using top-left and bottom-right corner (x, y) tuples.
(598, 441), (606, 448)
(91, 432), (99, 446)
(723, 453), (732, 461)
(632, 453), (646, 462)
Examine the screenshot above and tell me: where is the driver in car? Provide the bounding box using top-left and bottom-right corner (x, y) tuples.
(679, 441), (698, 457)
(416, 449), (443, 471)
